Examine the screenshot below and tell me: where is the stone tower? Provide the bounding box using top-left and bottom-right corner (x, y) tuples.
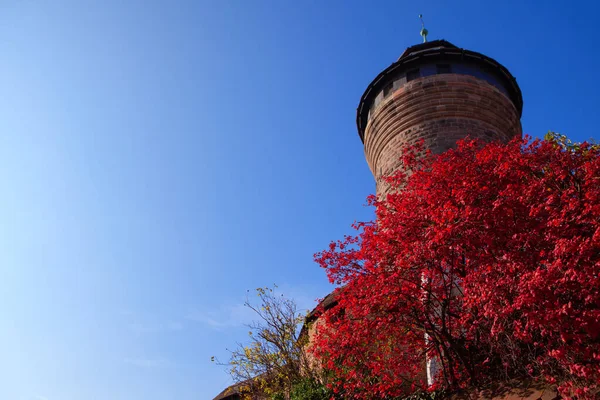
(356, 40), (523, 194)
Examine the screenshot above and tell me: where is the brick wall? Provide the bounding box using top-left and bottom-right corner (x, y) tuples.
(363, 74), (522, 195)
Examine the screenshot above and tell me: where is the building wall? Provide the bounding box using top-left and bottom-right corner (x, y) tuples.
(363, 73), (522, 195)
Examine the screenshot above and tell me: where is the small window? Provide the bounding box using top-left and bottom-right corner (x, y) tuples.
(383, 81), (394, 97)
(406, 69), (420, 82)
(437, 64), (451, 74)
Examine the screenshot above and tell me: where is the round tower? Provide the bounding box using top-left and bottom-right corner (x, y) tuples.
(357, 40), (523, 194)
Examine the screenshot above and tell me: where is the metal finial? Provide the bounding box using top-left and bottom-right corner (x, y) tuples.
(419, 14), (428, 43)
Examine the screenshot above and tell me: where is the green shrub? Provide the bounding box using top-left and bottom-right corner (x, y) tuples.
(271, 378), (332, 400)
(290, 378), (332, 400)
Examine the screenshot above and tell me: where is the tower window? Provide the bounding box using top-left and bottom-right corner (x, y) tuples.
(406, 69), (420, 82)
(437, 64), (452, 74)
(383, 81), (394, 97)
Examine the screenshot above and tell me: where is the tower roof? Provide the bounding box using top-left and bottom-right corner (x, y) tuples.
(397, 39), (458, 60)
(356, 40), (523, 142)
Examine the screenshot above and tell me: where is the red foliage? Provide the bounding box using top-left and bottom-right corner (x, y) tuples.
(312, 137), (600, 399)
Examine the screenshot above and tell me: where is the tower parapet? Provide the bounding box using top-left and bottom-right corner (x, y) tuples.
(357, 40), (523, 194)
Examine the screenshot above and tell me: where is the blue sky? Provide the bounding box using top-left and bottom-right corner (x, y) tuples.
(0, 1), (598, 399)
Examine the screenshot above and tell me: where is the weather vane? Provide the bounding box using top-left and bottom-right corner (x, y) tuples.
(419, 14), (428, 43)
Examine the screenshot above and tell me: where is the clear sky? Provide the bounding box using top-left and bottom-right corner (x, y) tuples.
(0, 1), (598, 399)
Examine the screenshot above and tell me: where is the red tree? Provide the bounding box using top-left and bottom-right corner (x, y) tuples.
(312, 135), (600, 399)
